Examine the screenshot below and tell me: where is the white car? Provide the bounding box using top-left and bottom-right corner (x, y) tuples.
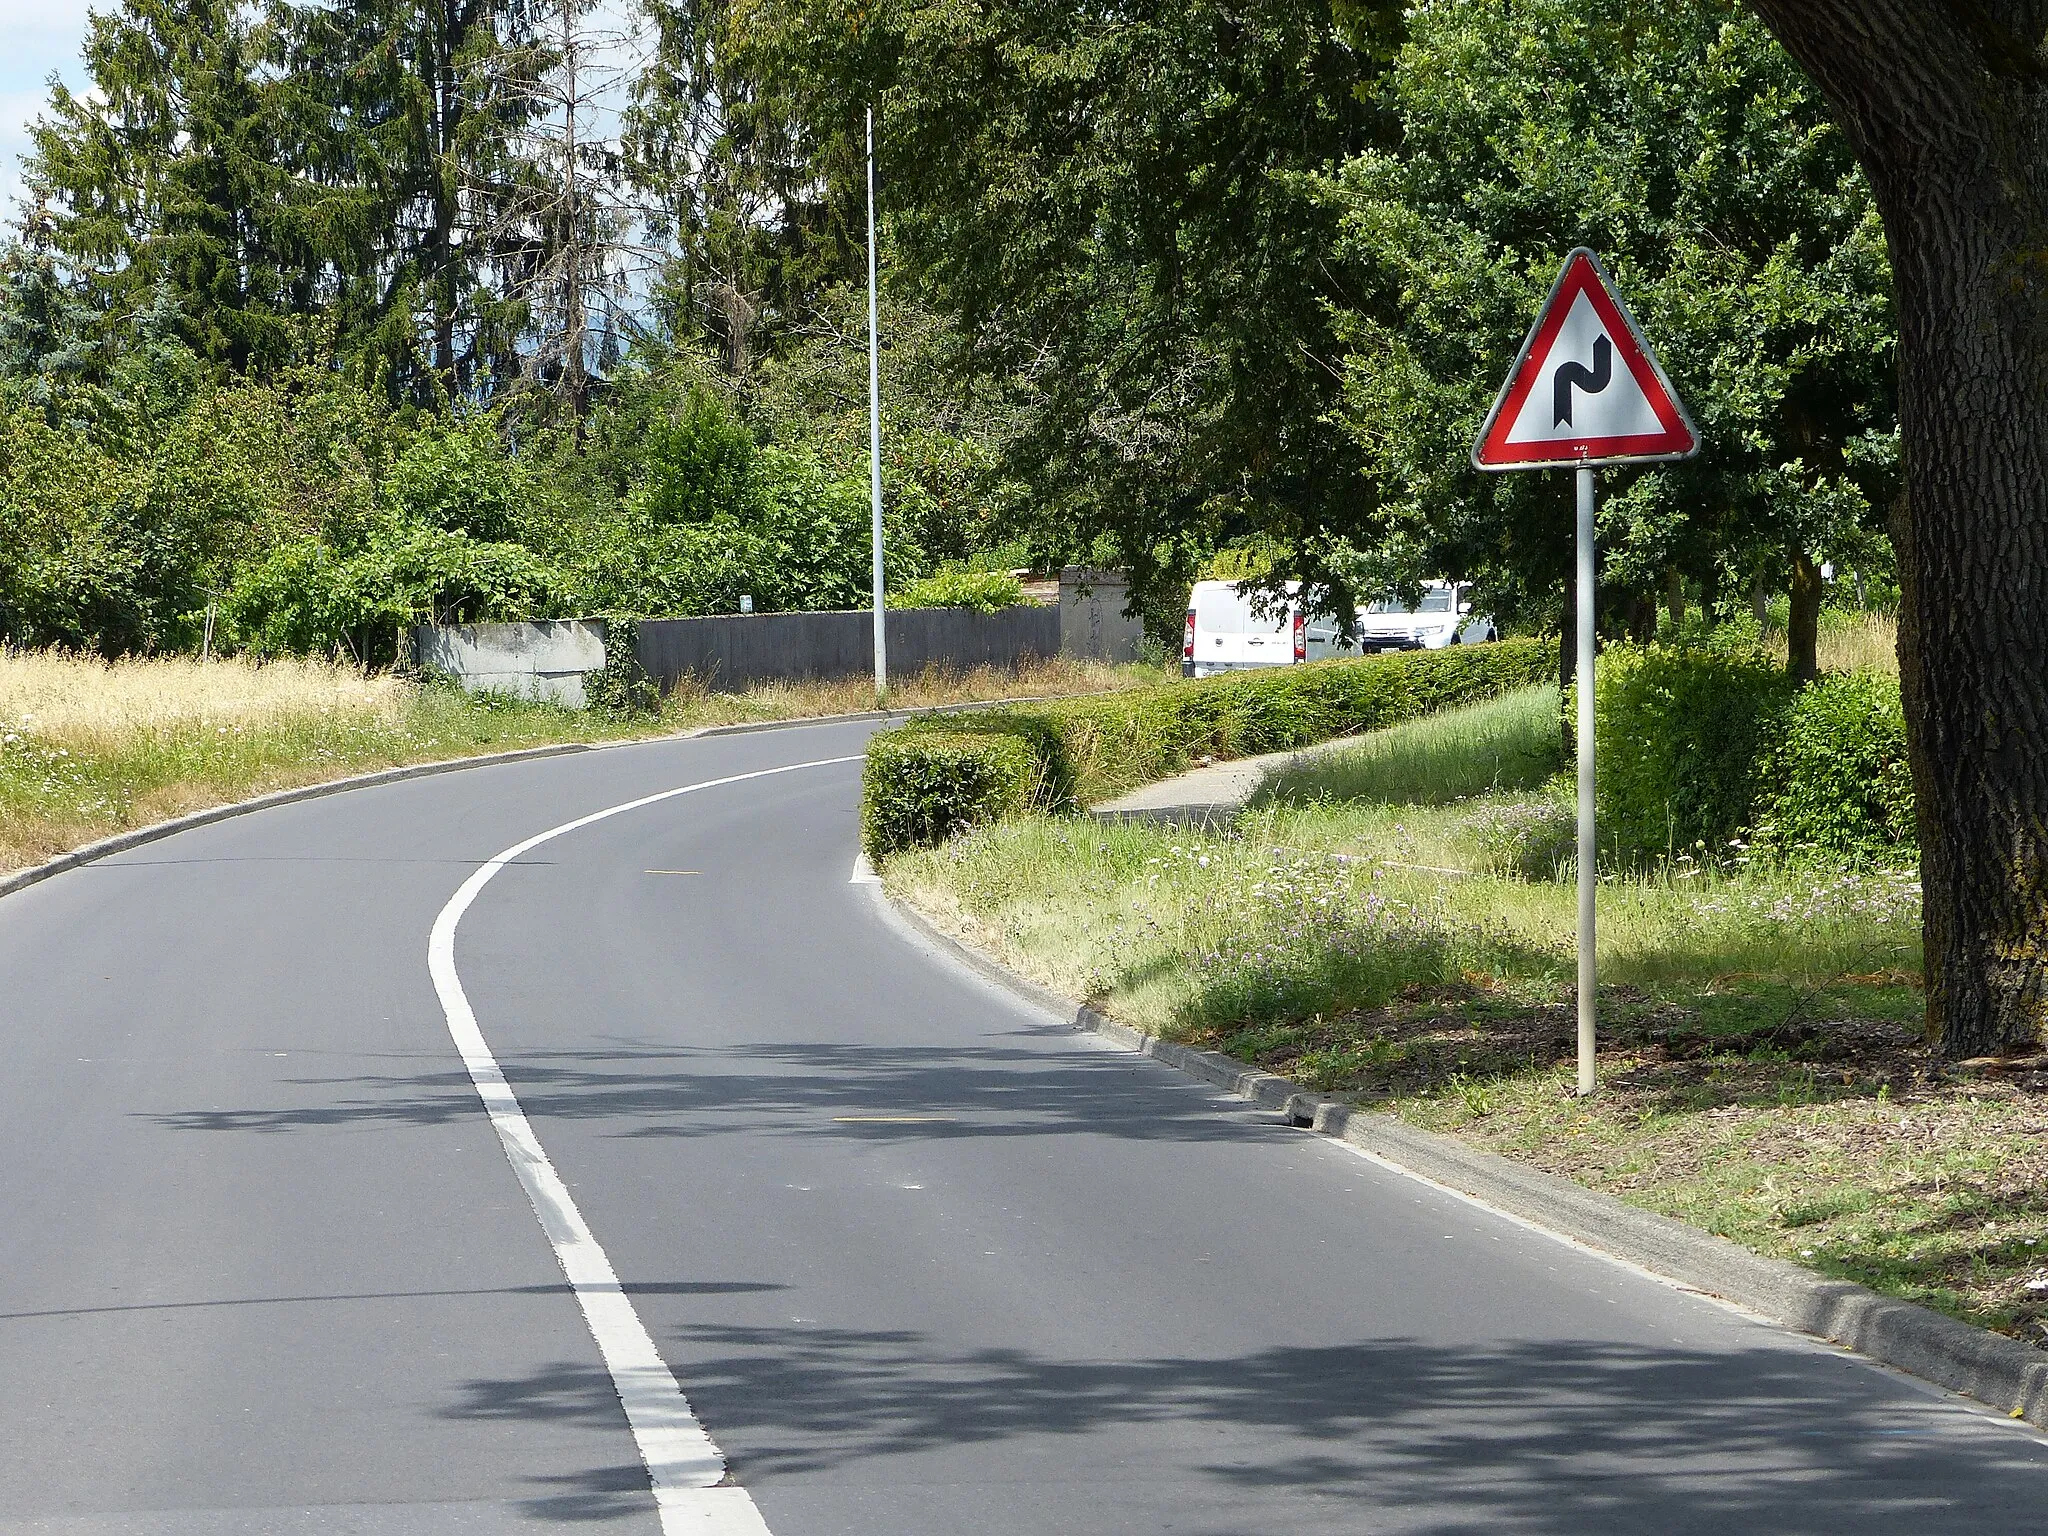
(1353, 581), (1497, 652)
(1181, 580), (1354, 677)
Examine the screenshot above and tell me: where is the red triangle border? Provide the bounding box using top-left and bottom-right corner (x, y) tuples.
(1473, 250), (1697, 469)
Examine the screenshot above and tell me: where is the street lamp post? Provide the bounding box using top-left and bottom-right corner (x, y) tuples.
(865, 105), (887, 698)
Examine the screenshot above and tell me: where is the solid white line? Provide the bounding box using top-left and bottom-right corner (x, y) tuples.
(429, 754), (860, 1535)
(849, 852), (880, 885)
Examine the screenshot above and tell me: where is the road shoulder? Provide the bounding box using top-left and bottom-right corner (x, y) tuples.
(873, 882), (2048, 1430)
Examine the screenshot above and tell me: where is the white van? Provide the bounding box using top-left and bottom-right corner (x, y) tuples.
(1181, 580), (1353, 678)
(1353, 581), (1497, 652)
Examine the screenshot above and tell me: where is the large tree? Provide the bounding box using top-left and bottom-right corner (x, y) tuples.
(731, 0), (1390, 629)
(24, 0), (313, 372)
(1743, 3), (2048, 1059)
(274, 0), (547, 397)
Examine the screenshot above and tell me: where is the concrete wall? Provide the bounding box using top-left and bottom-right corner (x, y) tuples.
(635, 606), (1061, 693)
(1059, 566), (1149, 663)
(414, 620), (606, 708)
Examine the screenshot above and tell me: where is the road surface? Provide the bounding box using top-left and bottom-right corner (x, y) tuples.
(2, 719), (2044, 1533)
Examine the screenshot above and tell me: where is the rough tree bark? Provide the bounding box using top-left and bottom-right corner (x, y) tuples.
(1749, 1), (2048, 1058)
(1787, 550), (1822, 684)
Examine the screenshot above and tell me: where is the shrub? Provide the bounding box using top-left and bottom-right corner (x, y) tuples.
(893, 567), (1026, 612)
(1757, 671), (1916, 861)
(581, 618), (660, 717)
(1595, 644), (1799, 860)
(861, 729), (1039, 858)
(863, 640), (1551, 854)
(381, 414), (532, 542)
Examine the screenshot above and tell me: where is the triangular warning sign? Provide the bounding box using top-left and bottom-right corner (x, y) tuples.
(1473, 249), (1698, 470)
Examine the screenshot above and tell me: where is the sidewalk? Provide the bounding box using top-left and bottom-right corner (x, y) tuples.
(1088, 733), (1365, 825)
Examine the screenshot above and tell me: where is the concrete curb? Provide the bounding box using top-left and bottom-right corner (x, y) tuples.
(877, 888), (2048, 1429)
(1086, 728), (1381, 827)
(0, 742), (601, 904)
(0, 688), (1086, 905)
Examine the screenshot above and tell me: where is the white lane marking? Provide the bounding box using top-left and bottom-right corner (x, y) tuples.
(430, 754), (860, 1534)
(849, 852), (879, 885)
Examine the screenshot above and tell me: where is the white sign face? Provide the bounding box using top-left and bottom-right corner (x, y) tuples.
(1472, 248), (1697, 470)
(1501, 290), (1667, 446)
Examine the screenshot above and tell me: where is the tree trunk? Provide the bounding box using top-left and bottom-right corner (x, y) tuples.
(1787, 550), (1821, 684)
(1749, 0), (2048, 1058)
(1664, 565), (1685, 637)
(1626, 591), (1657, 645)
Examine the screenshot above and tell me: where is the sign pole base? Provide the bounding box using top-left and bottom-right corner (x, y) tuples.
(1576, 463), (1598, 1096)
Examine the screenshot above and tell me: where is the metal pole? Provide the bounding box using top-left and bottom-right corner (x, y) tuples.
(865, 105), (887, 697)
(1575, 463), (1598, 1095)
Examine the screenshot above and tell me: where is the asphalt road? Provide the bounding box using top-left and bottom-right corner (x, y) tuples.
(3, 718), (2046, 1534)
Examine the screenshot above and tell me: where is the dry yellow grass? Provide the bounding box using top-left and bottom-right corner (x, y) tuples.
(0, 649), (408, 750)
(1815, 611), (1899, 675)
(678, 653), (1161, 723)
(1753, 611), (1899, 675)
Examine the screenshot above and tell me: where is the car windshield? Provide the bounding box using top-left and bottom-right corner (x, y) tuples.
(1364, 589), (1455, 616)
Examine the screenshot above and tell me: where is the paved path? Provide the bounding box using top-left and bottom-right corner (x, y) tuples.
(2, 720), (2045, 1533)
(1089, 731), (1373, 824)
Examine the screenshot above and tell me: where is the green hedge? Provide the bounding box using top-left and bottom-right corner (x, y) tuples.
(862, 640), (1552, 857)
(861, 730), (1039, 859)
(1595, 645), (1799, 859)
(1758, 671), (1917, 859)
(1595, 643), (1916, 863)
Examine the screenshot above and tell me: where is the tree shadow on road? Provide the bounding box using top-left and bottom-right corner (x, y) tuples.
(447, 1325), (2048, 1533)
(142, 1028), (1274, 1146)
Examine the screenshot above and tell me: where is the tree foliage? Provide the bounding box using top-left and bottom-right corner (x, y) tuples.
(1318, 0), (1896, 655)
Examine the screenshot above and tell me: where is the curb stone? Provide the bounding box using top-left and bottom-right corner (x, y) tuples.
(0, 742), (597, 903)
(0, 689), (1085, 903)
(874, 886), (2048, 1430)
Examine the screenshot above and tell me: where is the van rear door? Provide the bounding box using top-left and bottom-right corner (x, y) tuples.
(1190, 582), (1291, 675)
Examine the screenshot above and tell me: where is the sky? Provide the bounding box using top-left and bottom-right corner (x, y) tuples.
(1, 0), (96, 217)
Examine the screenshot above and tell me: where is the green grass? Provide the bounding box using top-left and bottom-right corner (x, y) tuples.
(889, 798), (1922, 1037)
(1255, 683), (1563, 807)
(883, 684), (2048, 1350)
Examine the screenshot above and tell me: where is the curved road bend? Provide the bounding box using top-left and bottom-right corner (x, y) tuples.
(0, 719), (2043, 1535)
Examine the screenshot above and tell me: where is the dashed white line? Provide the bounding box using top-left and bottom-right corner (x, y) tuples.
(429, 754), (859, 1535)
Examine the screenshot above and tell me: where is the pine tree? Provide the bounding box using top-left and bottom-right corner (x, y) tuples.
(272, 0), (547, 399)
(24, 0), (310, 373)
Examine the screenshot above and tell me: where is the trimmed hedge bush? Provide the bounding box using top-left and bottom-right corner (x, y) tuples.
(861, 730), (1039, 859)
(862, 640), (1552, 857)
(1595, 643), (1916, 864)
(1595, 645), (1798, 859)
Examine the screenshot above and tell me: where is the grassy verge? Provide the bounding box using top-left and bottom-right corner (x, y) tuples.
(0, 648), (1156, 873)
(885, 683), (2048, 1349)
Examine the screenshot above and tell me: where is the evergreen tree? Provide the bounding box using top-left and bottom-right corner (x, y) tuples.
(271, 0), (548, 398)
(23, 0), (312, 372)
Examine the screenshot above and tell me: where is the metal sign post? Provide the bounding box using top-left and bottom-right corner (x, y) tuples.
(1574, 464), (1598, 1095)
(1473, 249), (1698, 1095)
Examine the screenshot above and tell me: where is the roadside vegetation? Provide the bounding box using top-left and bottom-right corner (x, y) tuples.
(0, 647), (1154, 873)
(885, 623), (2048, 1349)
